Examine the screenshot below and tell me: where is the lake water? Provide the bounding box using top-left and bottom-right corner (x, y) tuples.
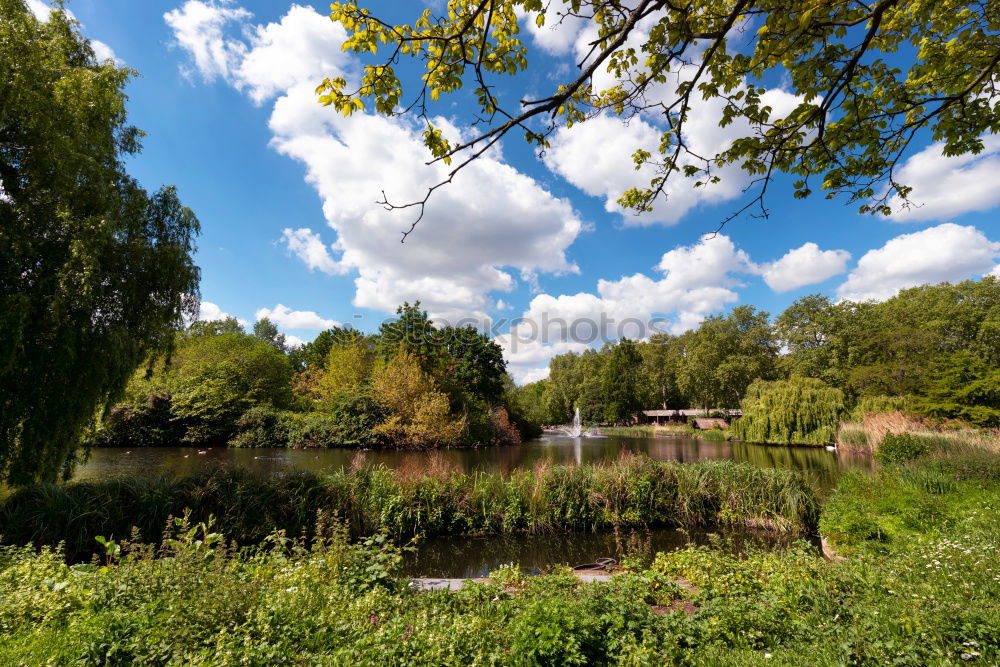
(74, 434), (870, 492)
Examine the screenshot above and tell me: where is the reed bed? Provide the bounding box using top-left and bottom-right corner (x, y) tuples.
(838, 412), (1000, 457)
(0, 456), (818, 561)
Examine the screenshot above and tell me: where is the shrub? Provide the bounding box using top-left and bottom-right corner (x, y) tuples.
(286, 413), (343, 449)
(228, 406), (296, 448)
(875, 433), (930, 464)
(0, 458), (818, 562)
(89, 392), (183, 447)
(323, 390), (387, 448)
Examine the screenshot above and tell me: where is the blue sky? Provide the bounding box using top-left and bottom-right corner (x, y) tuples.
(36, 0), (1000, 382)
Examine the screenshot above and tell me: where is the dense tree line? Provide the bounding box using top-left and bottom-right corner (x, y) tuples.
(514, 278), (1000, 429)
(94, 303), (537, 450)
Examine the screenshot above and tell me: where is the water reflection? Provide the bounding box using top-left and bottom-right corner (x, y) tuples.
(73, 434), (870, 492)
(405, 527), (815, 578)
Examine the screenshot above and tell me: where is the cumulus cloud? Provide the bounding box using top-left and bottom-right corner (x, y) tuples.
(164, 0), (250, 81)
(197, 301), (231, 321)
(280, 227), (345, 275)
(539, 14), (802, 226)
(837, 223), (1000, 302)
(887, 134), (1000, 222)
(499, 234), (754, 379)
(758, 242), (851, 292)
(991, 265), (1000, 278)
(255, 304), (338, 330)
(166, 2), (583, 322)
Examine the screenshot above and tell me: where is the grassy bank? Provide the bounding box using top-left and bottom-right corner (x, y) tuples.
(0, 456), (817, 562)
(2, 453), (997, 664)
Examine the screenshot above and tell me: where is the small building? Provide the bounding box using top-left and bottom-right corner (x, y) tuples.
(638, 409), (741, 426)
(639, 409), (685, 425)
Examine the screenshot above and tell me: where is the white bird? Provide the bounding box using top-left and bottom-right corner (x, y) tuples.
(197, 450), (207, 455)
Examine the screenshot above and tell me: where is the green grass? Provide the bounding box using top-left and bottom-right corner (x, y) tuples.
(0, 456), (818, 562)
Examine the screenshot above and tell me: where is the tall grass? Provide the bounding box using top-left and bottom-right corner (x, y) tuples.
(838, 411), (1000, 458)
(0, 456), (818, 561)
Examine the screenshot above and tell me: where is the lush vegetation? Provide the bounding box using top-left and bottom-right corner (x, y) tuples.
(732, 378), (845, 446)
(2, 446), (998, 664)
(0, 457), (816, 562)
(92, 303), (537, 451)
(323, 1), (1000, 234)
(516, 279), (1000, 443)
(0, 2), (201, 484)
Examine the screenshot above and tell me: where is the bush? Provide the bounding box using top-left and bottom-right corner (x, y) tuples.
(875, 433), (930, 464)
(323, 390), (387, 448)
(286, 412), (342, 449)
(89, 393), (183, 447)
(228, 406), (296, 448)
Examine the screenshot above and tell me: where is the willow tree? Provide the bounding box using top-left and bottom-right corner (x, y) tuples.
(0, 3), (201, 483)
(319, 1), (1000, 238)
(732, 377), (845, 446)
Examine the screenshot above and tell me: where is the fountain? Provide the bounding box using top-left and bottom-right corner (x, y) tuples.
(560, 408), (603, 438)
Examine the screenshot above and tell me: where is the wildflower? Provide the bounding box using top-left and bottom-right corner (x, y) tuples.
(764, 653), (772, 659)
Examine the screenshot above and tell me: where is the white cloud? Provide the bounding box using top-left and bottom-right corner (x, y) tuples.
(255, 304), (338, 330)
(166, 2), (584, 322)
(991, 265), (1000, 278)
(197, 300), (231, 321)
(26, 0), (57, 20)
(888, 134), (1000, 222)
(759, 242), (851, 292)
(519, 1), (588, 56)
(517, 366), (552, 385)
(284, 334), (306, 348)
(90, 40), (119, 64)
(531, 12), (805, 226)
(164, 0), (250, 81)
(543, 88), (801, 226)
(499, 234), (754, 377)
(281, 227), (345, 275)
(837, 223), (1000, 302)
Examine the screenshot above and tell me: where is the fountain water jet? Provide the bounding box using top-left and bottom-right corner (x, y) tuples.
(560, 408), (603, 438)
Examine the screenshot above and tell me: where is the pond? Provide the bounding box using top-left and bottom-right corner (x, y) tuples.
(73, 433), (871, 493)
(64, 434), (860, 578)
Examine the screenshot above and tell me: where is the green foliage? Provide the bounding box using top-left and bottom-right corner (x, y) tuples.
(875, 433), (931, 465)
(850, 394), (915, 420)
(229, 406), (297, 448)
(675, 306), (779, 411)
(0, 3), (201, 483)
(323, 390), (387, 448)
(324, 0), (1000, 231)
(0, 457), (817, 561)
(601, 338), (643, 424)
(3, 457), (1000, 664)
(732, 377), (845, 446)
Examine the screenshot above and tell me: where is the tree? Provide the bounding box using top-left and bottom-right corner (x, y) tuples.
(320, 1), (1000, 238)
(678, 306), (778, 410)
(0, 4), (201, 483)
(601, 338), (643, 424)
(441, 325), (508, 407)
(371, 350), (465, 447)
(252, 318), (287, 354)
(732, 377), (845, 445)
(318, 338), (374, 400)
(637, 334), (684, 409)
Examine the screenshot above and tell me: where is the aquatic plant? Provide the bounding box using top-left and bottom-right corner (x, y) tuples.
(0, 457), (818, 561)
